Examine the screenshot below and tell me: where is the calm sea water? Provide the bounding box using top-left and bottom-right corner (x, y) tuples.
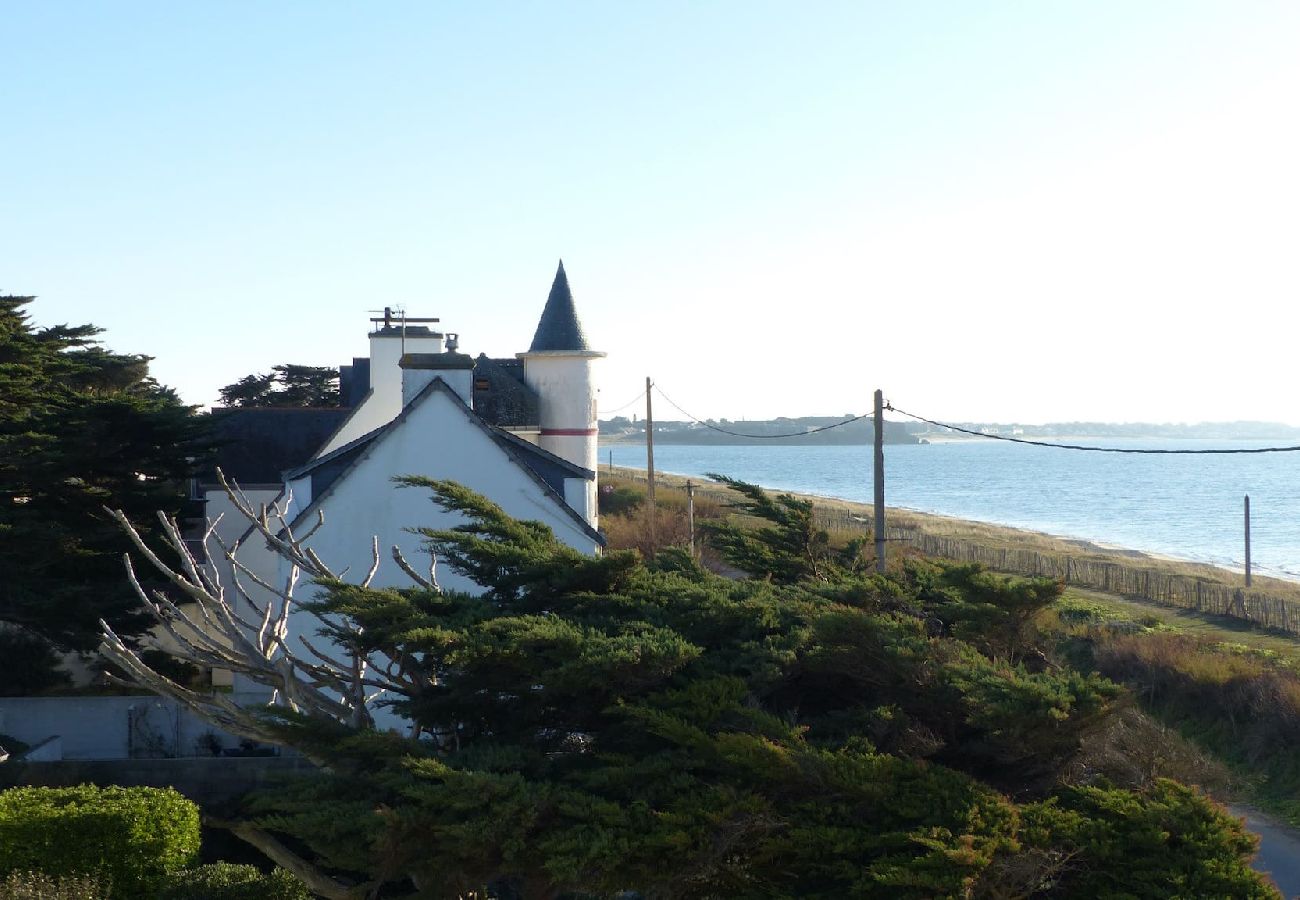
(602, 439), (1300, 580)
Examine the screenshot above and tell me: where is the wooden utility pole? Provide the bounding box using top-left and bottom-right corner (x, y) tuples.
(1244, 494), (1252, 587)
(874, 389), (886, 574)
(646, 377), (657, 557)
(687, 479), (696, 558)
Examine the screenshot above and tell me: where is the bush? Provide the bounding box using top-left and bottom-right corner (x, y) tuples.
(153, 864), (309, 900)
(0, 870), (103, 899)
(0, 631), (71, 696)
(1016, 779), (1274, 898)
(0, 785), (200, 897)
(597, 483), (643, 516)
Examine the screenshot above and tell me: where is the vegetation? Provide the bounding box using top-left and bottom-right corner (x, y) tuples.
(217, 364), (341, 408)
(0, 870), (103, 900)
(0, 787), (310, 900)
(108, 476), (1277, 897)
(152, 863), (310, 900)
(1056, 592), (1300, 827)
(0, 785), (200, 896)
(0, 296), (212, 668)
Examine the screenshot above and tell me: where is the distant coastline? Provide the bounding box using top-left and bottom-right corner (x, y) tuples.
(599, 416), (917, 446)
(599, 416), (1300, 447)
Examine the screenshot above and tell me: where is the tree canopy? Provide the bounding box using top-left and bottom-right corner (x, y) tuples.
(217, 364), (341, 408)
(0, 296), (212, 660)
(107, 476), (1278, 898)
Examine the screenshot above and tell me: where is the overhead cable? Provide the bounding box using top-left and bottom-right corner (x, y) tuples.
(654, 385), (870, 439)
(887, 404), (1300, 454)
(598, 387), (647, 416)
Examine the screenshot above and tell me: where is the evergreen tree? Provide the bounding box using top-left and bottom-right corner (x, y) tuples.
(0, 296), (212, 659)
(217, 364), (340, 407)
(124, 478), (1267, 898)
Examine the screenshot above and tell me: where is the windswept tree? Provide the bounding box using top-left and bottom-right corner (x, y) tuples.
(101, 476), (1277, 899)
(0, 295), (212, 669)
(217, 364), (341, 408)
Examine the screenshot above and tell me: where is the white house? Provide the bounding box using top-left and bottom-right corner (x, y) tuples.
(201, 261), (605, 702)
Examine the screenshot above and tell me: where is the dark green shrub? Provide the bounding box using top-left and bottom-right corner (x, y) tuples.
(0, 632), (71, 696)
(0, 870), (103, 899)
(1017, 778), (1275, 898)
(0, 785), (200, 897)
(153, 864), (309, 900)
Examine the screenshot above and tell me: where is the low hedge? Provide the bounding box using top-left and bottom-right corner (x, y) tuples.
(0, 870), (103, 899)
(0, 785), (200, 896)
(153, 863), (309, 900)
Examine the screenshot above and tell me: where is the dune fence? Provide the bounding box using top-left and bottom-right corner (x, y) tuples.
(812, 505), (1300, 636)
(607, 467), (1300, 636)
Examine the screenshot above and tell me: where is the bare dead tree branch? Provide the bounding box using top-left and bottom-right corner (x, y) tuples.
(206, 817), (378, 900)
(100, 467), (448, 896)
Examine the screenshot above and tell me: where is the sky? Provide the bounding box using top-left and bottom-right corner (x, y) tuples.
(4, 2), (1300, 426)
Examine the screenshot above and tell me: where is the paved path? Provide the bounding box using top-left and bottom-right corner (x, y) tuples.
(1234, 806), (1300, 899)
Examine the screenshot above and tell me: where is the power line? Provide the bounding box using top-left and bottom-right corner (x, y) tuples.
(654, 385), (871, 439)
(598, 387), (647, 416)
(887, 404), (1300, 454)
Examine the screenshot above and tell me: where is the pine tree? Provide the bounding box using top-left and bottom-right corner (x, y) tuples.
(104, 476), (1277, 898)
(0, 296), (212, 661)
(217, 364), (340, 407)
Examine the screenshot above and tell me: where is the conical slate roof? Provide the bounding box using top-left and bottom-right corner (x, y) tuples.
(528, 260), (591, 352)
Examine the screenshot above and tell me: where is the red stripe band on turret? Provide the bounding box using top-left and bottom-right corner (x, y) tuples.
(540, 428), (598, 436)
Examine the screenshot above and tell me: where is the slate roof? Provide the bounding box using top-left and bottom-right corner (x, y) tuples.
(202, 407), (353, 486)
(528, 260), (591, 352)
(473, 354), (539, 428)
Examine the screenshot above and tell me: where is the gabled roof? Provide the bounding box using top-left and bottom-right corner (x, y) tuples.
(284, 378), (603, 545)
(528, 260), (591, 352)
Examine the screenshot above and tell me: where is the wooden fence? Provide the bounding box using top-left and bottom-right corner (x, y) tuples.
(607, 469), (1300, 636)
(812, 505), (1300, 635)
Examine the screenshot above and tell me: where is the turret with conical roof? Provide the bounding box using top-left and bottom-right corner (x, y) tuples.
(529, 261), (591, 352)
(519, 261), (605, 524)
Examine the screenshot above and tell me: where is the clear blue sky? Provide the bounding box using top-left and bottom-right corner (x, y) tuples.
(5, 2), (1299, 424)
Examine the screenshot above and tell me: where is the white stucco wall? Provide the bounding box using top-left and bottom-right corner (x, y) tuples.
(0, 696), (236, 760)
(520, 351), (602, 519)
(520, 352), (602, 473)
(563, 476), (595, 525)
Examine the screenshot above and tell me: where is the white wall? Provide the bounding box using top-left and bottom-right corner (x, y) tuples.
(0, 696), (239, 760)
(520, 352), (602, 476)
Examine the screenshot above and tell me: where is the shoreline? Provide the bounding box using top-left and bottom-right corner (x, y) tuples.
(608, 466), (1300, 611)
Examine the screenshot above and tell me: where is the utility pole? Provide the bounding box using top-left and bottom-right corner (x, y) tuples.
(874, 389), (886, 574)
(687, 480), (696, 558)
(646, 377), (656, 558)
(1244, 494), (1252, 587)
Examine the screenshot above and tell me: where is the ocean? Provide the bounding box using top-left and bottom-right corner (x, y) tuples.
(601, 438), (1300, 580)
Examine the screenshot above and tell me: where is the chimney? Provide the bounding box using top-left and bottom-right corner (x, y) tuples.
(400, 352), (475, 408)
